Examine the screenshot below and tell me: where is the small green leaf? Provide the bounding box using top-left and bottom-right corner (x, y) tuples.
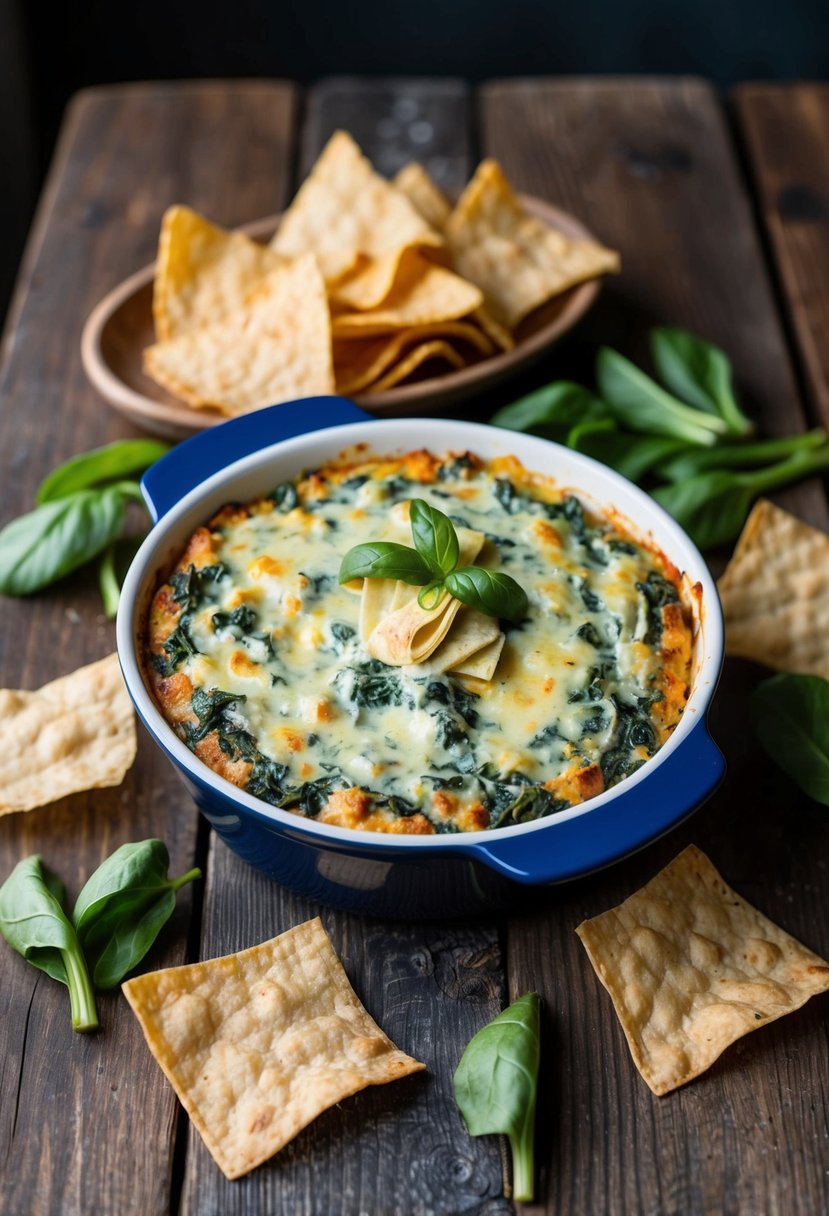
(752, 674), (829, 805)
(490, 381), (611, 441)
(0, 856), (98, 1032)
(650, 327), (754, 436)
(567, 419), (691, 483)
(0, 486), (127, 596)
(36, 439), (170, 504)
(72, 839), (201, 989)
(339, 542), (434, 586)
(445, 567), (528, 621)
(453, 992), (540, 1203)
(417, 581), (446, 610)
(409, 498), (459, 576)
(597, 347), (725, 445)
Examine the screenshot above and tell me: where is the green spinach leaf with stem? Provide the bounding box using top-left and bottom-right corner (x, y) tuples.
(658, 429), (827, 483)
(453, 992), (540, 1203)
(652, 446), (829, 549)
(566, 418), (692, 483)
(0, 484), (129, 595)
(597, 347), (727, 445)
(490, 381), (611, 441)
(98, 535), (144, 619)
(72, 839), (201, 989)
(752, 674), (829, 805)
(650, 327), (754, 436)
(36, 439), (170, 504)
(0, 855), (99, 1032)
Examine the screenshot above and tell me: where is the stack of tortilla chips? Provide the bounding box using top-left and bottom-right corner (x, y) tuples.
(143, 131), (619, 415)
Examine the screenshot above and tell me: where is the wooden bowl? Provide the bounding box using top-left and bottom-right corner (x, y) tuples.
(81, 198), (603, 440)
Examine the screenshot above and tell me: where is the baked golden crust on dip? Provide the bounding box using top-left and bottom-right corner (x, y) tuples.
(145, 449), (693, 834)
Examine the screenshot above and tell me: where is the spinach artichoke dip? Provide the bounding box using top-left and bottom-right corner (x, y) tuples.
(146, 449), (693, 834)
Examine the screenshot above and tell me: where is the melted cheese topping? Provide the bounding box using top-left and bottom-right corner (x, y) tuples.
(146, 450), (693, 834)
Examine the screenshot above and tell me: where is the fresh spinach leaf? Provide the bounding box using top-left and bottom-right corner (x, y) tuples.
(752, 674), (829, 805)
(0, 485), (127, 596)
(597, 347), (726, 445)
(0, 855), (98, 1032)
(36, 439), (170, 504)
(72, 840), (200, 989)
(650, 327), (754, 436)
(659, 430), (827, 483)
(490, 381), (610, 441)
(567, 419), (691, 483)
(98, 535), (143, 619)
(453, 992), (540, 1203)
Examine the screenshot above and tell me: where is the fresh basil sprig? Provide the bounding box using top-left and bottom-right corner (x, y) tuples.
(0, 439), (169, 612)
(650, 327), (754, 436)
(339, 499), (528, 622)
(453, 992), (541, 1203)
(72, 839), (201, 989)
(752, 674), (829, 806)
(0, 856), (99, 1032)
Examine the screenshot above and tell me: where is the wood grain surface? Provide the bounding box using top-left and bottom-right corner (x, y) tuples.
(480, 77), (829, 1216)
(1, 76), (829, 1216)
(735, 83), (829, 429)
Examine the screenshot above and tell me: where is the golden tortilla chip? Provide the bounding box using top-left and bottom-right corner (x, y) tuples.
(473, 305), (515, 352)
(367, 590), (463, 666)
(370, 340), (466, 392)
(450, 632), (506, 681)
(576, 845), (829, 1096)
(334, 322), (493, 394)
(331, 255), (482, 339)
(0, 654), (136, 815)
(445, 159), (620, 328)
(393, 163), (452, 230)
(144, 255), (334, 416)
(271, 131), (442, 284)
(717, 499), (829, 677)
(153, 206), (285, 341)
(424, 608), (502, 673)
(122, 917), (424, 1180)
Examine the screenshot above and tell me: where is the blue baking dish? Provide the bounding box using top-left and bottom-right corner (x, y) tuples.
(116, 397), (725, 918)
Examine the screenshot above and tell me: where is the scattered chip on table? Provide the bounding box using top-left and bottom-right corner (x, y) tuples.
(122, 917), (424, 1179)
(153, 205), (286, 341)
(144, 255), (334, 414)
(576, 844), (829, 1096)
(445, 159), (620, 328)
(717, 499), (829, 677)
(0, 653), (136, 815)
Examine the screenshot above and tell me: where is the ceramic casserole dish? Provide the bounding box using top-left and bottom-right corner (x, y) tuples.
(116, 396), (725, 917)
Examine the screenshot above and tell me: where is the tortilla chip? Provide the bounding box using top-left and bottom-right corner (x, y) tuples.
(367, 591), (463, 666)
(144, 255), (334, 416)
(393, 163), (453, 231)
(359, 577), (399, 642)
(450, 632), (506, 681)
(334, 322), (494, 394)
(123, 918), (423, 1179)
(369, 340), (466, 392)
(0, 654), (136, 815)
(717, 499), (829, 677)
(271, 131), (442, 284)
(331, 255), (483, 339)
(153, 206), (286, 341)
(445, 159), (620, 328)
(576, 845), (829, 1096)
(423, 608), (502, 673)
(473, 305), (515, 352)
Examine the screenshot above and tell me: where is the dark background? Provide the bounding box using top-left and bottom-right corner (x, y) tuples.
(2, 0), (828, 321)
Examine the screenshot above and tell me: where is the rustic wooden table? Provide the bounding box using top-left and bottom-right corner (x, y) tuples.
(1, 76), (829, 1216)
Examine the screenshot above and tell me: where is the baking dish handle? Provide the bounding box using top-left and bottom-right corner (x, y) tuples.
(141, 396), (373, 522)
(462, 720), (725, 885)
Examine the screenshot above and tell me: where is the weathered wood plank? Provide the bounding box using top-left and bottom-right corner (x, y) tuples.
(0, 81), (297, 1216)
(479, 77), (829, 1215)
(181, 78), (511, 1216)
(734, 83), (829, 429)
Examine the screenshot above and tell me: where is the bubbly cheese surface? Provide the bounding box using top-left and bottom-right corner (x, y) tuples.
(146, 450), (693, 834)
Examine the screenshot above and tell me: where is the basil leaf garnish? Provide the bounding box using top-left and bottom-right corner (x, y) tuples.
(444, 567), (528, 622)
(339, 542), (435, 585)
(409, 498), (459, 577)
